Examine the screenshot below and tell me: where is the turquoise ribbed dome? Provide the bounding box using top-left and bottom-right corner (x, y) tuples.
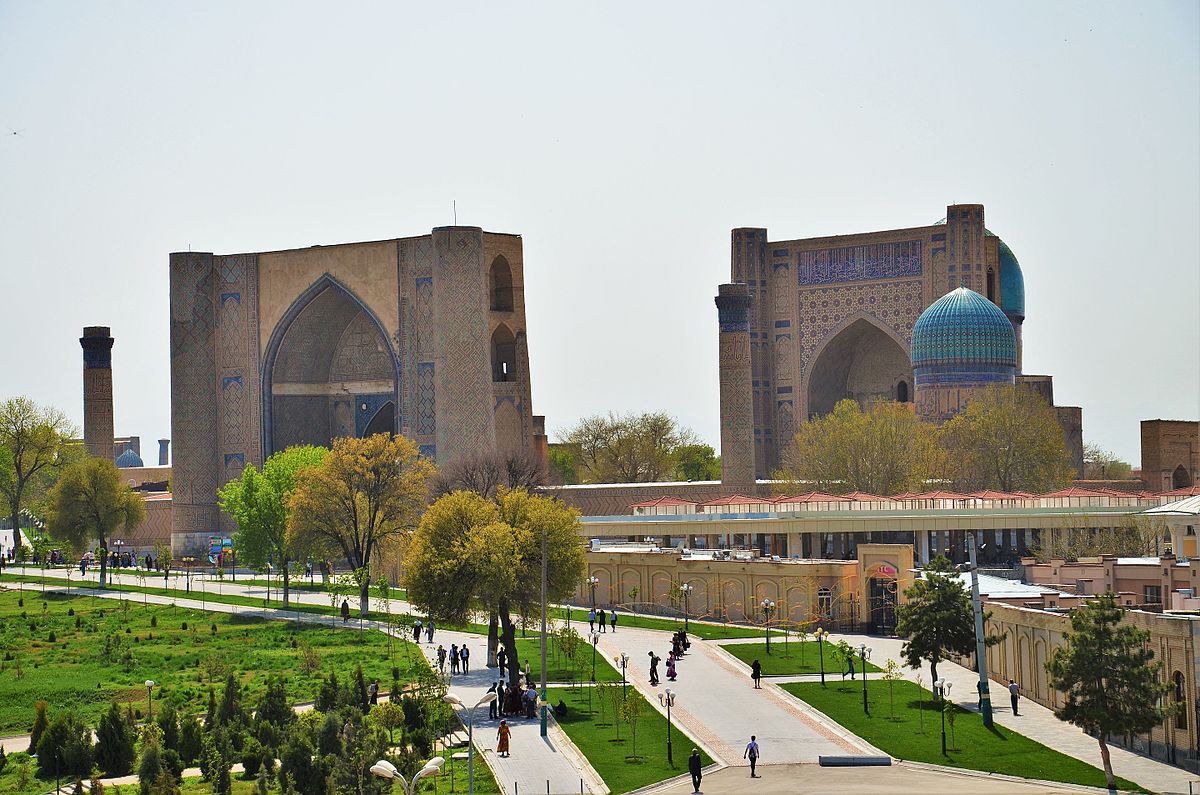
(911, 287), (1016, 370)
(116, 449), (144, 468)
(997, 238), (1025, 318)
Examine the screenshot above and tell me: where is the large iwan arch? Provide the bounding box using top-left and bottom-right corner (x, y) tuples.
(807, 315), (912, 418)
(261, 275), (399, 455)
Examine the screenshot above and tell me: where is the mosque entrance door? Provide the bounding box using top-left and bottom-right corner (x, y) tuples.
(807, 317), (912, 418)
(868, 576), (898, 634)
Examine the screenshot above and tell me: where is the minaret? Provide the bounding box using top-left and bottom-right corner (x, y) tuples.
(715, 284), (755, 490)
(80, 326), (115, 461)
(158, 439), (171, 466)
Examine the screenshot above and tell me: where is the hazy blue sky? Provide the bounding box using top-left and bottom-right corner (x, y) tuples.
(1, 1), (1196, 467)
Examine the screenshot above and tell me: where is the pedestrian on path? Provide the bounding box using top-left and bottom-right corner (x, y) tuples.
(598, 607), (606, 632)
(450, 644), (460, 674)
(341, 600), (351, 623)
(845, 654), (855, 681)
(488, 683), (499, 719)
(426, 620), (436, 643)
(1009, 679), (1020, 715)
(744, 735), (760, 778)
(369, 679), (379, 705)
(413, 619), (422, 642)
(666, 653), (677, 682)
(588, 609), (596, 632)
(751, 659), (762, 688)
(688, 748), (703, 793)
(460, 644), (470, 673)
(524, 685), (538, 719)
(437, 645), (447, 674)
(610, 608), (618, 632)
(497, 646), (508, 676)
(523, 659), (532, 687)
(496, 720), (511, 757)
(649, 651), (661, 686)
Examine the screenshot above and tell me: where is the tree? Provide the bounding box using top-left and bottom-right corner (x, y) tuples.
(405, 488), (586, 689)
(432, 448), (545, 500)
(558, 412), (700, 483)
(217, 672), (242, 727)
(619, 695), (644, 758)
(28, 700), (48, 753)
(776, 399), (944, 495)
(674, 443), (720, 481)
(0, 397), (77, 551)
(547, 445), (579, 485)
(155, 704), (179, 753)
(138, 744), (163, 795)
(36, 714), (94, 779)
(894, 555), (999, 683)
(257, 675), (294, 728)
(178, 713), (202, 766)
(44, 457), (146, 588)
(1046, 594), (1172, 789)
(96, 702), (137, 776)
(287, 433), (434, 616)
(220, 446), (327, 607)
(939, 384), (1074, 493)
(1083, 443), (1133, 481)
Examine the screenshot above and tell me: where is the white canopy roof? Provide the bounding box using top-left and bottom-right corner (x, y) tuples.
(1143, 495), (1200, 517)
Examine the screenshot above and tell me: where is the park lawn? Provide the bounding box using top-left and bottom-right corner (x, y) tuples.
(780, 680), (1146, 792)
(545, 686), (712, 795)
(560, 607), (763, 640)
(719, 640), (881, 676)
(511, 635), (620, 684)
(0, 588), (427, 736)
(237, 577), (407, 601)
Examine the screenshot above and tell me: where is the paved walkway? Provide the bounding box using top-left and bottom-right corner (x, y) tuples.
(717, 631), (1199, 795)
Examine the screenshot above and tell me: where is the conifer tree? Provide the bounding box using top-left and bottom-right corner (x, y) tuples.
(1046, 593), (1173, 790)
(27, 700), (48, 753)
(96, 702), (137, 776)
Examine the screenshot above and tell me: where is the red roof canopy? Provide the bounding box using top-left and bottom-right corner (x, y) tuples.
(772, 492), (853, 504)
(842, 491), (896, 502)
(699, 494), (763, 507)
(1038, 487), (1108, 498)
(629, 496), (699, 508)
(905, 490), (970, 500)
(967, 490), (1023, 499)
(1160, 485), (1200, 497)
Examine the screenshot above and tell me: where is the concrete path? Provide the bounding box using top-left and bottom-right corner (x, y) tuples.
(593, 626), (871, 768)
(717, 631), (1200, 795)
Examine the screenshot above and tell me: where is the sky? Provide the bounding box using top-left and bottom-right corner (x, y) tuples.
(0, 1), (1197, 467)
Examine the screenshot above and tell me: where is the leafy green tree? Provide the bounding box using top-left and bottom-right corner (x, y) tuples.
(178, 713), (203, 766)
(1083, 443), (1133, 480)
(0, 397), (76, 552)
(405, 488), (586, 689)
(287, 434), (435, 616)
(674, 443), (720, 481)
(138, 743), (163, 795)
(199, 731), (232, 794)
(280, 739), (326, 795)
(1046, 593), (1173, 789)
(939, 384), (1074, 492)
(777, 399), (944, 495)
(894, 555), (999, 682)
(96, 702), (137, 776)
(28, 700), (48, 753)
(257, 675), (294, 728)
(44, 457), (146, 588)
(547, 444), (579, 485)
(36, 714), (94, 778)
(219, 446), (327, 607)
(559, 411), (700, 483)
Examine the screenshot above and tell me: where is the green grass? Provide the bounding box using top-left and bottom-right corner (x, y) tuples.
(510, 635), (620, 683)
(563, 607), (764, 639)
(237, 577), (407, 600)
(780, 680), (1146, 792)
(0, 588), (427, 736)
(545, 685), (712, 794)
(720, 640), (881, 675)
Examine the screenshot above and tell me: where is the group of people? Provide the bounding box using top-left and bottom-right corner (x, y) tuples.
(411, 618), (437, 643)
(647, 630), (689, 685)
(586, 607), (619, 633)
(435, 642), (471, 674)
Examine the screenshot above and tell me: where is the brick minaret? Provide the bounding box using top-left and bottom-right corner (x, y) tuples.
(716, 284), (755, 490)
(158, 439), (171, 466)
(80, 326), (115, 461)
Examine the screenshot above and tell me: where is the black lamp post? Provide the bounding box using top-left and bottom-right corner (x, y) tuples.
(859, 644), (871, 715)
(588, 575), (599, 610)
(590, 630), (599, 683)
(616, 653), (629, 698)
(761, 598), (775, 654)
(679, 583), (692, 631)
(658, 689), (676, 765)
(816, 628), (829, 686)
(936, 678), (953, 755)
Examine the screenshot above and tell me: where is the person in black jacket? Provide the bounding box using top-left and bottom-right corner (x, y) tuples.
(688, 748), (703, 792)
(751, 659), (762, 689)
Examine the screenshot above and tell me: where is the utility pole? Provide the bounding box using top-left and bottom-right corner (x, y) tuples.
(966, 533), (993, 727)
(540, 527), (548, 737)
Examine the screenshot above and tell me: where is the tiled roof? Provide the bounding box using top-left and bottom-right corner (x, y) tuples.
(905, 490), (970, 500)
(774, 492), (853, 504)
(968, 490), (1023, 499)
(842, 491), (895, 502)
(911, 287), (1016, 369)
(699, 494), (761, 507)
(629, 496), (699, 508)
(1039, 487), (1108, 498)
(1160, 485), (1200, 497)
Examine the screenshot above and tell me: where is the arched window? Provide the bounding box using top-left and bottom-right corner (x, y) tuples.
(896, 380), (910, 403)
(986, 267), (996, 301)
(489, 256), (514, 312)
(491, 325), (517, 382)
(1175, 671), (1188, 730)
(1173, 464), (1193, 490)
(818, 587), (833, 618)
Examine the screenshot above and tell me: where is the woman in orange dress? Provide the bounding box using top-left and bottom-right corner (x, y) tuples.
(496, 720), (511, 757)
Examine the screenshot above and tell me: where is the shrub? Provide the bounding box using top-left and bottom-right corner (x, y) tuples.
(137, 744), (162, 794)
(150, 615), (157, 628)
(211, 623), (217, 635)
(36, 714), (95, 778)
(0, 745), (7, 774)
(28, 700), (49, 753)
(68, 608), (75, 616)
(96, 702), (137, 776)
(181, 622), (187, 630)
(240, 737), (263, 777)
(48, 631), (56, 643)
(76, 616), (82, 628)
(178, 714), (203, 766)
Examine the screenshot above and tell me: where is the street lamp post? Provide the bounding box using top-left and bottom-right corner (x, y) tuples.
(370, 756), (444, 795)
(936, 678), (953, 755)
(616, 653), (629, 698)
(815, 628), (829, 686)
(588, 575), (599, 610)
(114, 539), (124, 572)
(145, 680), (155, 722)
(590, 630), (599, 683)
(679, 583), (692, 632)
(444, 690), (497, 795)
(858, 645), (871, 715)
(658, 689), (676, 765)
(182, 556), (194, 592)
(761, 599), (775, 654)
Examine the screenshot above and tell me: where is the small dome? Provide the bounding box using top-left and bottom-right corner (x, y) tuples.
(996, 238), (1025, 319)
(911, 287), (1017, 370)
(116, 449), (144, 468)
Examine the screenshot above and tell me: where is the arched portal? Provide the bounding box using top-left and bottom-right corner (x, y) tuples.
(263, 277), (398, 455)
(807, 317), (913, 417)
(489, 256), (514, 312)
(1174, 464), (1193, 490)
(491, 324), (517, 382)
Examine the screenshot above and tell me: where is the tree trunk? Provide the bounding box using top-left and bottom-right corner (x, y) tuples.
(359, 576), (370, 618)
(8, 500), (20, 553)
(99, 546), (108, 588)
(499, 606), (520, 690)
(930, 661), (939, 686)
(487, 612), (499, 667)
(282, 561), (290, 608)
(1097, 736), (1115, 790)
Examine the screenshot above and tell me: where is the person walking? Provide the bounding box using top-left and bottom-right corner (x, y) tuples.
(588, 609), (596, 633)
(450, 644), (460, 674)
(413, 619), (422, 642)
(666, 653), (677, 682)
(649, 651), (661, 686)
(1008, 679), (1020, 715)
(426, 620), (436, 643)
(496, 720), (511, 757)
(488, 683), (500, 719)
(437, 645), (447, 674)
(744, 735), (760, 778)
(460, 644), (470, 673)
(610, 609), (618, 633)
(523, 659), (532, 688)
(751, 659), (762, 689)
(368, 679), (379, 705)
(688, 748), (703, 793)
(497, 646), (508, 676)
(845, 654), (856, 681)
(597, 607), (607, 632)
(340, 600), (351, 623)
(524, 685), (538, 719)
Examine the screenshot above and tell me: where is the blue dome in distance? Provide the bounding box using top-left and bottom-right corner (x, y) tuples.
(911, 287), (1017, 376)
(996, 238), (1025, 319)
(116, 449), (144, 468)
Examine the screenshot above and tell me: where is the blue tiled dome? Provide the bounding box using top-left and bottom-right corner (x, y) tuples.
(115, 449), (144, 468)
(997, 238), (1025, 319)
(911, 288), (1016, 386)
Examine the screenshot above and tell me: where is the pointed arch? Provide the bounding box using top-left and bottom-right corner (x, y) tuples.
(489, 255), (514, 312)
(261, 274), (400, 456)
(806, 313), (913, 418)
(1174, 464), (1193, 490)
(491, 323), (517, 382)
